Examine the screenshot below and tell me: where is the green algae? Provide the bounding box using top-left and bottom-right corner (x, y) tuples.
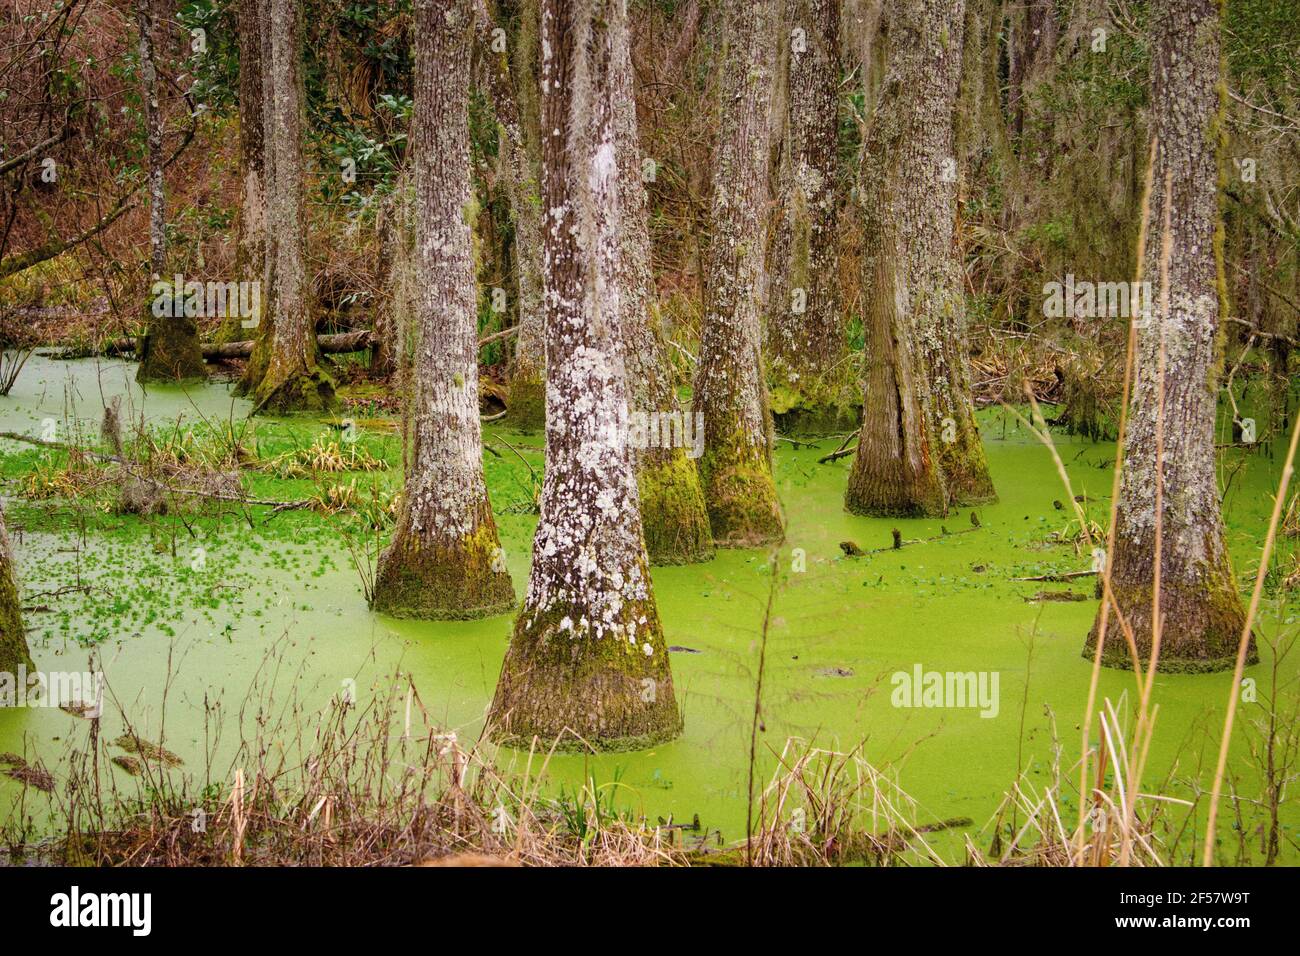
(1, 359), (1298, 862)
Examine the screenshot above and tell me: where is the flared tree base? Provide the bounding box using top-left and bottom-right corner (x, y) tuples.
(505, 373), (545, 433)
(701, 454), (784, 549)
(0, 566), (32, 676)
(845, 455), (947, 519)
(252, 366), (337, 416)
(638, 452), (714, 565)
(371, 525), (515, 620)
(488, 603), (682, 752)
(136, 339), (207, 385)
(1085, 574), (1253, 674)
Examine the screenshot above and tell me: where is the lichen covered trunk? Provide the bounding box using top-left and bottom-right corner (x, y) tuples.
(371, 0), (514, 620)
(241, 0), (335, 415)
(766, 0), (854, 435)
(1087, 0), (1248, 672)
(489, 0), (680, 751)
(845, 2), (949, 517)
(693, 0), (784, 548)
(220, 0), (268, 344)
(611, 3), (712, 565)
(135, 0), (206, 384)
(0, 505), (33, 677)
(903, 0), (994, 505)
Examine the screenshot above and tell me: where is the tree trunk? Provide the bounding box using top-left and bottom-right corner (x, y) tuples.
(239, 0), (336, 414)
(910, 0), (995, 505)
(693, 0), (784, 548)
(488, 0), (681, 751)
(766, 0), (854, 435)
(134, 0), (206, 384)
(490, 0), (547, 432)
(1086, 0), (1250, 672)
(0, 504), (32, 678)
(845, 0), (951, 517)
(611, 5), (713, 565)
(370, 0), (515, 620)
(219, 0), (269, 344)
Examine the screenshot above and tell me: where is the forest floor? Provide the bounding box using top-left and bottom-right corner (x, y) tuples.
(1, 355), (1297, 865)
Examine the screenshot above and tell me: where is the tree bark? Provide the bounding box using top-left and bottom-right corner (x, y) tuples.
(488, 0), (681, 751)
(766, 0), (853, 434)
(1086, 0), (1250, 672)
(239, 0), (336, 414)
(370, 0), (515, 620)
(486, 0), (547, 432)
(912, 0), (995, 505)
(611, 4), (713, 565)
(693, 0), (785, 548)
(134, 0), (206, 384)
(219, 0), (269, 344)
(845, 0), (954, 517)
(0, 503), (33, 678)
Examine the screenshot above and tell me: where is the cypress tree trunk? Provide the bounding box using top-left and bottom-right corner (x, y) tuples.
(370, 0), (515, 620)
(239, 0), (336, 414)
(488, 0), (681, 751)
(496, 0), (546, 433)
(694, 0), (784, 548)
(909, 0), (995, 505)
(845, 0), (950, 517)
(611, 7), (713, 566)
(134, 0), (206, 384)
(219, 0), (268, 344)
(0, 504), (33, 677)
(766, 0), (854, 435)
(1086, 0), (1250, 673)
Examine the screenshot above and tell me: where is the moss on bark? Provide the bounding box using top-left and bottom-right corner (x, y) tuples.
(489, 602), (682, 752)
(251, 363), (336, 416)
(505, 369), (545, 432)
(136, 310), (207, 385)
(371, 519), (514, 620)
(637, 450), (715, 565)
(0, 519), (33, 677)
(699, 439), (784, 548)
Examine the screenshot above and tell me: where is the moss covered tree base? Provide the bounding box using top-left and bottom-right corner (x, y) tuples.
(488, 604), (682, 752)
(0, 529), (33, 677)
(937, 441), (998, 507)
(845, 449), (947, 519)
(505, 372), (545, 432)
(638, 452), (714, 565)
(773, 403), (862, 438)
(251, 367), (337, 416)
(700, 451), (784, 549)
(135, 325), (207, 385)
(371, 525), (515, 620)
(1085, 573), (1253, 674)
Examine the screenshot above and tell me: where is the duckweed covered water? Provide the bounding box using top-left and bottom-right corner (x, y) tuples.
(2, 356), (1297, 861)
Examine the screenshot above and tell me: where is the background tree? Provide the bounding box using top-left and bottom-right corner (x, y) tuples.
(911, 0), (995, 506)
(693, 0), (784, 548)
(369, 0), (515, 620)
(218, 0), (269, 344)
(1086, 0), (1250, 672)
(489, 0), (681, 750)
(134, 0), (205, 384)
(765, 0), (852, 435)
(237, 0), (336, 414)
(612, 5), (713, 566)
(0, 504), (32, 678)
(844, 0), (949, 517)
(492, 0), (547, 433)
